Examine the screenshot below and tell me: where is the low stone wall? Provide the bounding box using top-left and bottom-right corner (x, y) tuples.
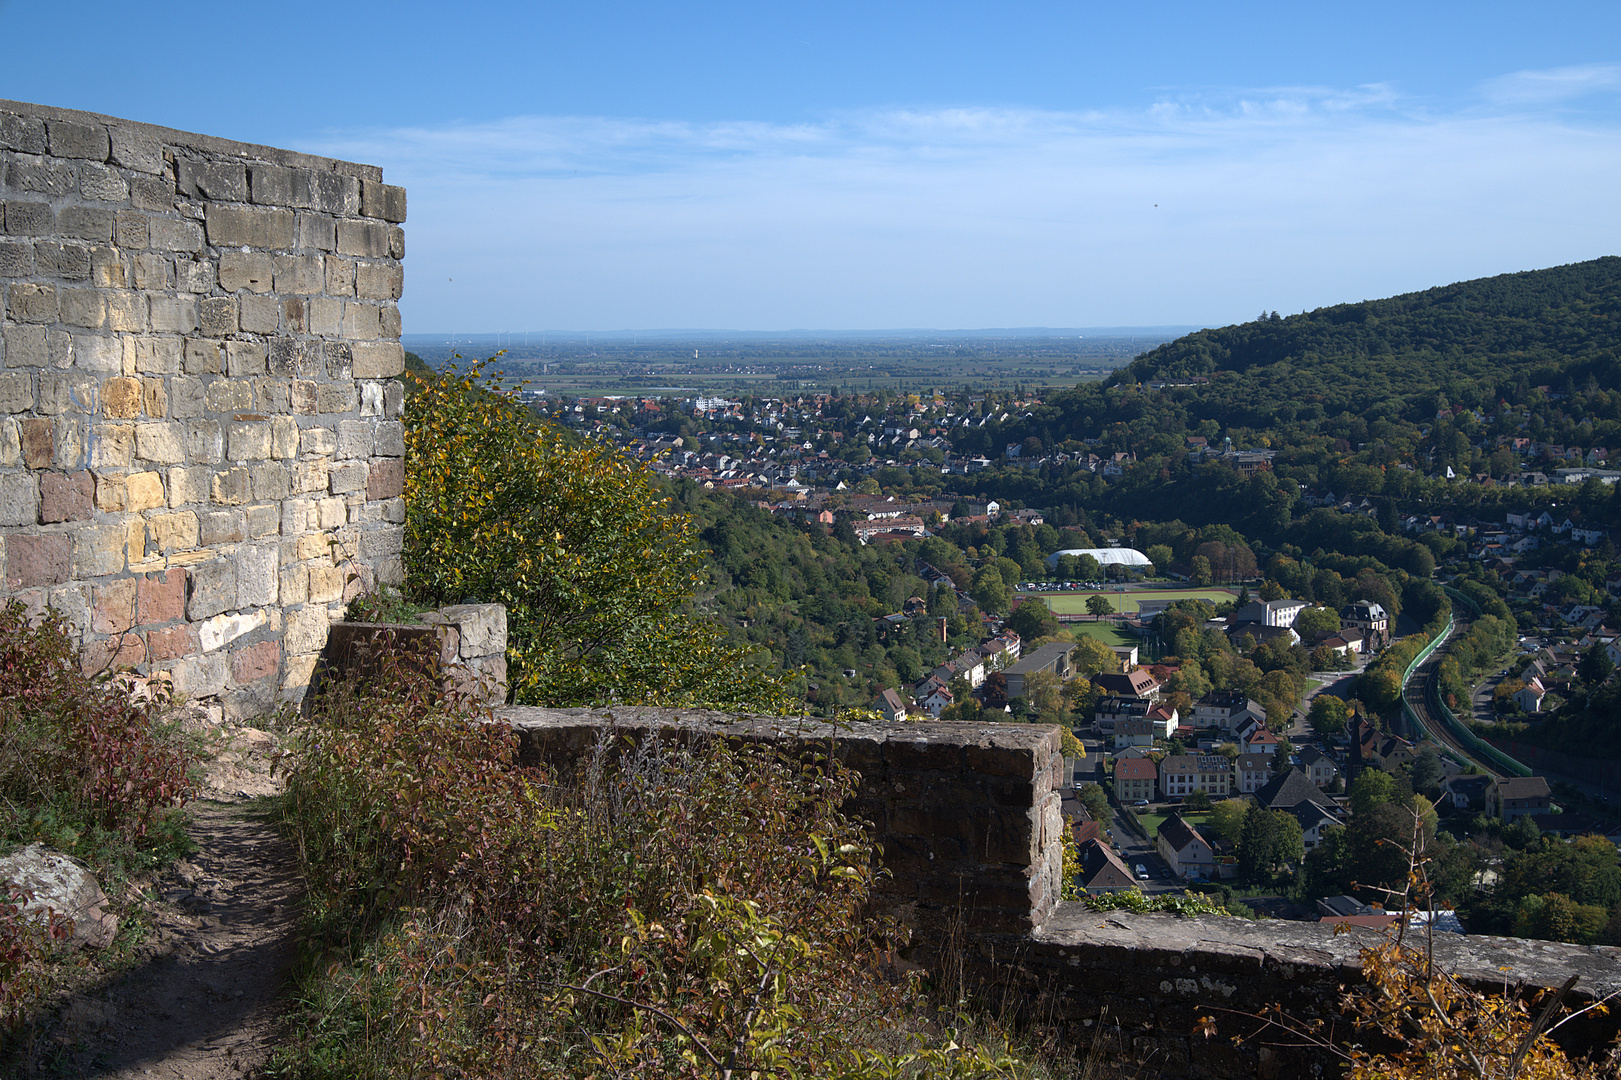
(503, 707), (1065, 937)
(982, 907), (1621, 1078)
(504, 709), (1621, 1077)
(318, 602), (506, 706)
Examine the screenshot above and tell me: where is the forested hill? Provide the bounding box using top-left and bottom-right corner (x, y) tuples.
(1106, 257), (1621, 425)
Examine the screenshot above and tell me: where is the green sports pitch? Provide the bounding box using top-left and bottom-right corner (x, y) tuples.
(1039, 587), (1239, 615)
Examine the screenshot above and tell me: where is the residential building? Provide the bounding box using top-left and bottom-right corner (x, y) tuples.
(872, 688), (907, 723)
(1156, 815), (1215, 880)
(1005, 642), (1077, 700)
(1075, 838), (1137, 894)
(1114, 718), (1156, 750)
(1159, 754), (1233, 799)
(1114, 757), (1157, 802)
(1298, 746), (1339, 788)
(1234, 754), (1274, 794)
(1492, 776), (1552, 822)
(1189, 691), (1267, 733)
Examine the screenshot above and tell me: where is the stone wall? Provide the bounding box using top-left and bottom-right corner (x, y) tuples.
(505, 709), (1621, 1077)
(0, 100), (406, 716)
(504, 707), (1067, 937)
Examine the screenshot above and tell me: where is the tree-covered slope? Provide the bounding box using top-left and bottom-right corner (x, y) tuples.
(1108, 256), (1621, 425)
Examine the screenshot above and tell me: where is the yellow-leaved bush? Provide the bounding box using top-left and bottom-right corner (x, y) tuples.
(404, 359), (790, 709)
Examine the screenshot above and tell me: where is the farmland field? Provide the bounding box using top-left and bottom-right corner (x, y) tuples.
(1042, 587), (1239, 615)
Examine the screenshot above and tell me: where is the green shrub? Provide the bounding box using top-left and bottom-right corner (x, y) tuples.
(0, 601), (195, 873)
(277, 652), (1037, 1077)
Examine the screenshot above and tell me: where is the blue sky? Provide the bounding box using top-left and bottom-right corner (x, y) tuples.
(2, 1), (1619, 333)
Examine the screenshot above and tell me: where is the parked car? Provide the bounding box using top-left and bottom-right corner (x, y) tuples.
(1134, 864), (1150, 881)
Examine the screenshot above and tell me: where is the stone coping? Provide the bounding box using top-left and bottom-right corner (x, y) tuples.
(0, 98), (383, 179)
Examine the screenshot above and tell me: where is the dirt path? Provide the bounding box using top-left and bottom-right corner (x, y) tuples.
(23, 718), (301, 1079)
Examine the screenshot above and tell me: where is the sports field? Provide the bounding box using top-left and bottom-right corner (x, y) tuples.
(1042, 587), (1238, 615)
(1066, 622), (1137, 648)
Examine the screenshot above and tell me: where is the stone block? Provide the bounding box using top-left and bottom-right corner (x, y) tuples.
(82, 633), (146, 676)
(186, 559), (236, 621)
(52, 416), (85, 471)
(256, 379), (290, 415)
(308, 297), (341, 336)
(316, 383), (356, 413)
(351, 341), (404, 379)
(179, 340), (218, 377)
(21, 418), (52, 469)
(198, 296), (236, 337)
(148, 511), (199, 553)
(335, 219), (389, 257)
(246, 504), (279, 539)
(354, 259), (403, 299)
(306, 564), (345, 604)
(205, 380), (253, 413)
(2, 324), (46, 366)
(185, 419), (223, 463)
(40, 470), (93, 523)
(335, 419), (373, 460)
(46, 119), (109, 160)
(296, 213), (336, 251)
(56, 287), (105, 328)
(0, 419), (17, 467)
(38, 373), (92, 416)
(267, 416), (298, 460)
(239, 294), (279, 334)
(147, 624), (198, 663)
(359, 526), (402, 558)
(148, 295), (197, 333)
(365, 457), (404, 500)
(79, 163), (128, 203)
(329, 461), (368, 495)
(129, 175), (172, 210)
(0, 473), (38, 526)
(108, 125), (163, 174)
(141, 374), (167, 415)
(388, 227), (404, 259)
(171, 651), (228, 699)
(125, 470), (167, 511)
(290, 380), (317, 416)
(176, 160), (247, 202)
(0, 111), (47, 153)
(280, 297), (306, 333)
(266, 337), (310, 377)
(199, 510), (246, 547)
(92, 577), (137, 634)
(3, 200), (52, 235)
(284, 604), (333, 655)
(6, 533), (70, 589)
(360, 180), (407, 222)
(89, 422), (134, 467)
(292, 457), (329, 493)
(8, 282), (58, 323)
(58, 207), (114, 243)
(113, 210), (148, 250)
(132, 334), (181, 373)
(250, 461), (290, 501)
(8, 157), (74, 198)
(72, 522), (126, 577)
(198, 609), (267, 652)
(40, 241), (94, 280)
(135, 422), (184, 464)
(382, 497), (405, 523)
(227, 420), (271, 462)
(356, 381), (383, 417)
(69, 332), (118, 373)
(438, 603), (507, 658)
(218, 252), (273, 293)
(308, 171), (359, 214)
(211, 467), (251, 505)
(166, 465), (203, 507)
(0, 240), (33, 277)
(148, 218), (204, 253)
(169, 376), (204, 418)
(341, 302), (383, 340)
(273, 253), (323, 294)
(317, 496), (347, 530)
(205, 206), (295, 250)
(236, 544), (279, 608)
(231, 639), (280, 685)
(136, 568), (187, 626)
(0, 373), (31, 414)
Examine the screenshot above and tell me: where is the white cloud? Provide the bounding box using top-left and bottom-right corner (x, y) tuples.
(1480, 64), (1621, 106)
(306, 82), (1621, 331)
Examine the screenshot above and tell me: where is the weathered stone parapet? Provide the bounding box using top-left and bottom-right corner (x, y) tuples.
(0, 99), (405, 714)
(317, 602), (507, 706)
(987, 907), (1621, 1078)
(502, 707), (1066, 937)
